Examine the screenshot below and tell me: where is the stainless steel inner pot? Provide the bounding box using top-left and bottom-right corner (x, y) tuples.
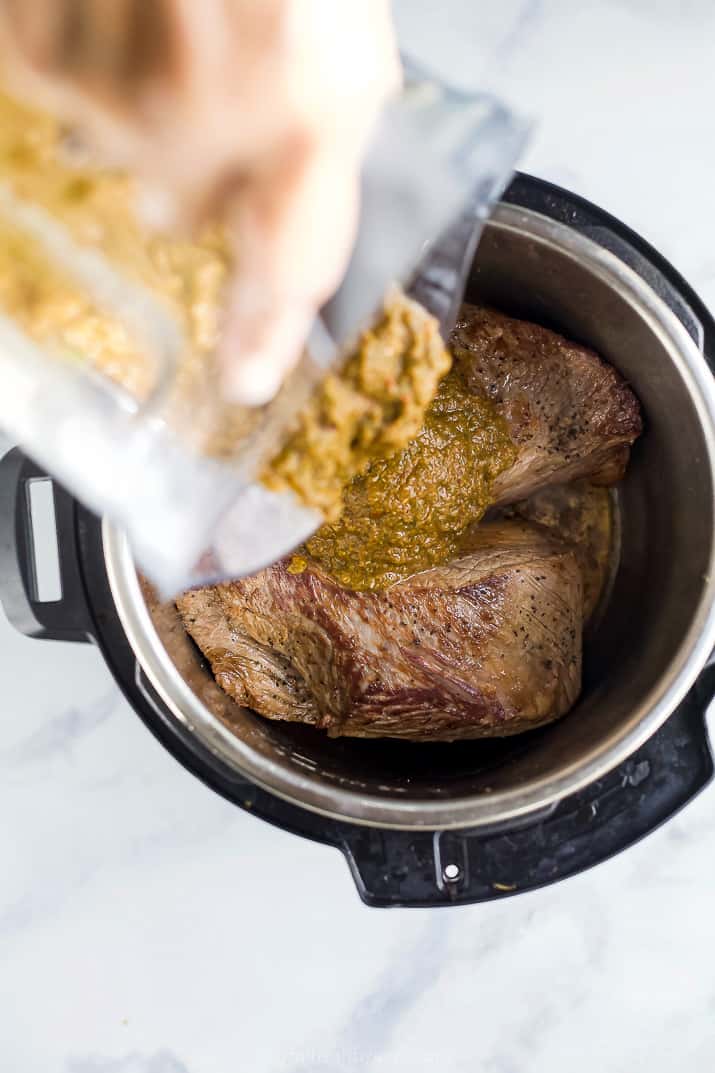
(103, 202), (715, 831)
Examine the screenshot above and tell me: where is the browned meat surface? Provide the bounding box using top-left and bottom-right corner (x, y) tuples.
(177, 585), (317, 724)
(501, 481), (615, 625)
(178, 522), (582, 740)
(451, 305), (642, 503)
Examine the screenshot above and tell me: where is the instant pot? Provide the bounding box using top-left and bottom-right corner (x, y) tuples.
(2, 174), (715, 907)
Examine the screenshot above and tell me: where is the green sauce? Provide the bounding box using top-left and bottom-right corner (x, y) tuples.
(262, 294), (452, 521)
(302, 360), (517, 590)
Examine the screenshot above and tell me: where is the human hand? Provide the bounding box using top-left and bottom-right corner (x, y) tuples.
(0, 0), (401, 403)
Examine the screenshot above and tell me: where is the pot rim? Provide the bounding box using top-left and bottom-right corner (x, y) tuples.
(104, 203), (715, 831)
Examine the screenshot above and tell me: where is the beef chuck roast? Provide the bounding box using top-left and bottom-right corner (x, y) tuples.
(452, 305), (642, 502)
(178, 522), (582, 740)
(178, 307), (642, 741)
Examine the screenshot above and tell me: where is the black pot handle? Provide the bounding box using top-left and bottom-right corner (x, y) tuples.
(342, 672), (715, 907)
(0, 448), (93, 642)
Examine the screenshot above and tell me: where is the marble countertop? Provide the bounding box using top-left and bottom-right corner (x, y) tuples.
(3, 2), (715, 1070)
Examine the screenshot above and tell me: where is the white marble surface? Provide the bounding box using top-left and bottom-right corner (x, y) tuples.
(3, 2), (715, 1070)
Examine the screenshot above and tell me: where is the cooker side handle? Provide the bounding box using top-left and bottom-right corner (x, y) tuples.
(342, 681), (714, 908)
(0, 448), (94, 642)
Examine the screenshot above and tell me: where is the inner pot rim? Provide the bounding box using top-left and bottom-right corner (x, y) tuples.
(103, 203), (715, 831)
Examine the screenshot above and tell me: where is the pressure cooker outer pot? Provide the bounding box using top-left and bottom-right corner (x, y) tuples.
(100, 175), (715, 830)
(1, 458), (714, 907)
(2, 173), (715, 906)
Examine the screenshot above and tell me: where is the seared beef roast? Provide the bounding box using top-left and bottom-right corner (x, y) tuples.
(178, 522), (582, 740)
(178, 307), (642, 740)
(452, 306), (642, 502)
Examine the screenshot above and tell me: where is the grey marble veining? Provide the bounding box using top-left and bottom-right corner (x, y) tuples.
(2, 2), (715, 1071)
